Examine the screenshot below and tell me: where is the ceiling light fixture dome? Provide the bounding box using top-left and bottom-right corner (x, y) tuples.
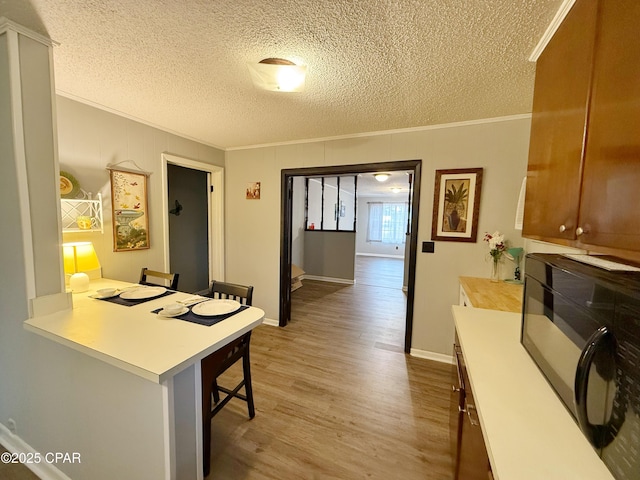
(374, 173), (390, 182)
(247, 58), (307, 92)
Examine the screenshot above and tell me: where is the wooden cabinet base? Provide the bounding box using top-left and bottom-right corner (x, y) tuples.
(452, 338), (491, 480)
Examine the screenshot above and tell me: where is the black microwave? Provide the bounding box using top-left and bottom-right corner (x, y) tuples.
(521, 253), (640, 480)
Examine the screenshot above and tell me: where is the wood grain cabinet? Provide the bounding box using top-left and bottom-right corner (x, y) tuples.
(524, 0), (640, 256)
(451, 337), (491, 480)
(578, 0), (640, 252)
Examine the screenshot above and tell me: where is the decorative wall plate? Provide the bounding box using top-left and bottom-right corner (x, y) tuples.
(60, 171), (81, 198)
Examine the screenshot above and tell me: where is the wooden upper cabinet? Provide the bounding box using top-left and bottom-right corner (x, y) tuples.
(522, 0), (598, 242)
(577, 0), (640, 251)
(524, 0), (640, 256)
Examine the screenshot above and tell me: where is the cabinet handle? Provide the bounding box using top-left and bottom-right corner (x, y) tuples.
(576, 226), (586, 236)
(452, 385), (461, 393)
(559, 224), (566, 233)
(467, 404), (480, 426)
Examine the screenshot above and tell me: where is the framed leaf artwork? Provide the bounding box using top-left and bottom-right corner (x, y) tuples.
(431, 168), (483, 242)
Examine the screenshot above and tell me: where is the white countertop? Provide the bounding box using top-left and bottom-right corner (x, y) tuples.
(24, 279), (265, 383)
(452, 305), (614, 480)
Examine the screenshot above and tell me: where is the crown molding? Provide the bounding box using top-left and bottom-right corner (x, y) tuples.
(0, 17), (58, 47)
(528, 0), (576, 62)
(55, 90), (226, 151)
(227, 113), (532, 151)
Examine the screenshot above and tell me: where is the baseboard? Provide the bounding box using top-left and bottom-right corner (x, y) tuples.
(302, 275), (355, 285)
(410, 348), (454, 365)
(0, 422), (72, 480)
(261, 317), (279, 327)
(356, 253), (405, 259)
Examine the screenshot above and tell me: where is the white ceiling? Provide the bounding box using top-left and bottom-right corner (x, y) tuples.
(1, 0), (563, 150)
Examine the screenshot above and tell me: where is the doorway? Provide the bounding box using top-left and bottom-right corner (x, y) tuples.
(161, 153), (225, 292)
(280, 160), (422, 353)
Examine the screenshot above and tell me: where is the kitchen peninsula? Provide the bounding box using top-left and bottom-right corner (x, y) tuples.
(23, 279), (264, 480)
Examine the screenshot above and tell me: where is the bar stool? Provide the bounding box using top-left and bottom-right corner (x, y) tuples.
(139, 267), (179, 290)
(201, 281), (255, 476)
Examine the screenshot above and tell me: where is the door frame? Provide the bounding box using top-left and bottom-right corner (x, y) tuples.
(161, 153), (225, 285)
(280, 159), (422, 353)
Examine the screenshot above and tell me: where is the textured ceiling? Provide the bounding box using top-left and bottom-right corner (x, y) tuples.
(1, 0), (563, 149)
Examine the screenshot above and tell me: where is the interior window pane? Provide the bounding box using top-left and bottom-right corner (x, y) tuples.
(338, 176), (356, 231)
(307, 178), (322, 230)
(323, 177), (338, 230)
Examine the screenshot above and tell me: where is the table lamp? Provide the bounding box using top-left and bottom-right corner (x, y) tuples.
(62, 242), (101, 293)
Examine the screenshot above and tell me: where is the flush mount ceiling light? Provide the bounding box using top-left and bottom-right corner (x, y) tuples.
(247, 58), (307, 92)
(390, 187), (402, 193)
(374, 173), (390, 182)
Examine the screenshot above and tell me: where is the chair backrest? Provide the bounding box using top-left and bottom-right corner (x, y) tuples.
(140, 267), (180, 291)
(209, 281), (253, 306)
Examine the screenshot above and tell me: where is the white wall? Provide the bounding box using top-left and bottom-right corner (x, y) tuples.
(56, 95), (225, 284)
(226, 116), (530, 355)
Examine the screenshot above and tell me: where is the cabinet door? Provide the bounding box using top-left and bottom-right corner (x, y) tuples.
(457, 366), (489, 480)
(522, 0), (598, 241)
(451, 342), (465, 478)
(577, 0), (640, 251)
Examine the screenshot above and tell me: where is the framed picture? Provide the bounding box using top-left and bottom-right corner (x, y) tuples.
(246, 182), (261, 199)
(431, 168), (483, 242)
(110, 169), (150, 251)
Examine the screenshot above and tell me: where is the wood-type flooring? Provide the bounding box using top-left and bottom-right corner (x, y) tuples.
(207, 256), (453, 479)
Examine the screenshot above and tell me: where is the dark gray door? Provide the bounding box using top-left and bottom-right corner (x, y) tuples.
(167, 164), (209, 293)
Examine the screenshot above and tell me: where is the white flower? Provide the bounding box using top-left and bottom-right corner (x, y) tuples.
(488, 233), (504, 250)
(484, 230), (506, 260)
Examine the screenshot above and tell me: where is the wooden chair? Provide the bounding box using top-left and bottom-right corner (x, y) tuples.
(201, 281), (255, 476)
(139, 267), (179, 290)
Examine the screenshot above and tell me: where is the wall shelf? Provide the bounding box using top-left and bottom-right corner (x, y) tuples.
(61, 193), (104, 233)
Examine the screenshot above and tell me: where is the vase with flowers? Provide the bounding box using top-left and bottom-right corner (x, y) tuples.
(483, 231), (507, 282)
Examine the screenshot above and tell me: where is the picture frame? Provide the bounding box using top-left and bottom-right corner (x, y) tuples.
(431, 168), (483, 242)
(110, 169), (150, 251)
(246, 182), (261, 199)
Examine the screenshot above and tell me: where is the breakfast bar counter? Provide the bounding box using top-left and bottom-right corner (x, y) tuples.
(24, 278), (264, 384)
(23, 278), (265, 480)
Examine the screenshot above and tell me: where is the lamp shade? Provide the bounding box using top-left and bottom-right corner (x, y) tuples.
(247, 58), (306, 92)
(374, 173), (390, 182)
(63, 242), (100, 293)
